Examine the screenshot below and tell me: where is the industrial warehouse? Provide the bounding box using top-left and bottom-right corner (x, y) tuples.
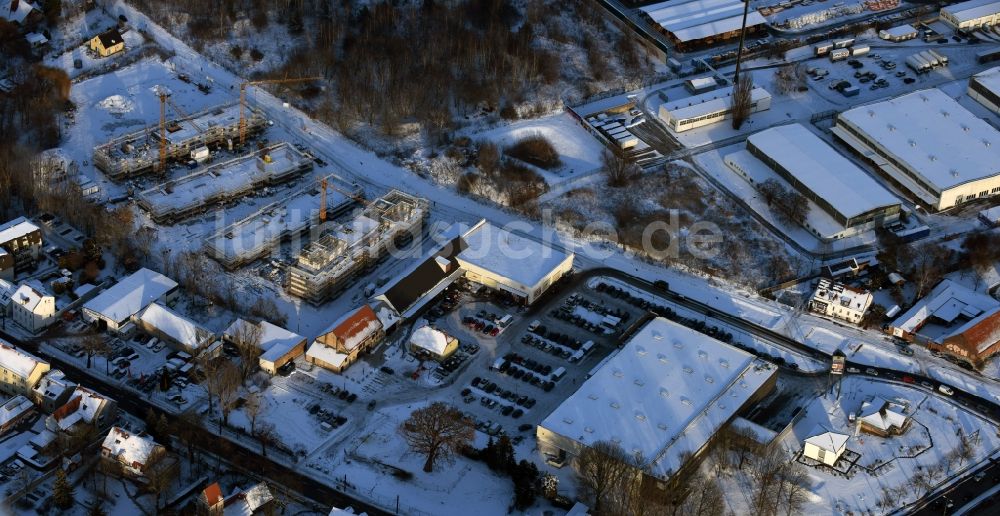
(638, 0), (767, 50)
(940, 0), (1000, 29)
(726, 123), (901, 239)
(536, 317), (777, 484)
(833, 89), (1000, 211)
(203, 175), (360, 269)
(137, 143), (314, 223)
(969, 66), (1000, 115)
(658, 86), (772, 133)
(287, 190), (429, 305)
(92, 103), (267, 179)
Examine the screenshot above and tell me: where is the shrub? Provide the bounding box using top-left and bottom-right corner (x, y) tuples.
(230, 45), (243, 60)
(249, 47), (264, 62)
(504, 134), (561, 170)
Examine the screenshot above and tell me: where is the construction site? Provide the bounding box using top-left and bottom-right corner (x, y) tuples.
(287, 190), (429, 305)
(92, 101), (268, 180)
(136, 142), (314, 224)
(203, 174), (362, 270)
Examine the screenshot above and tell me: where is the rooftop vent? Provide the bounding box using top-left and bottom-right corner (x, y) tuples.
(657, 423), (668, 431)
(705, 375), (715, 384)
(635, 412), (647, 422)
(683, 366), (694, 374)
(610, 401), (620, 409)
(588, 393), (599, 400)
(634, 378), (644, 387)
(951, 169), (959, 178)
(908, 139), (916, 147)
(929, 155), (937, 162)
(681, 397), (692, 406)
(698, 350), (708, 359)
(867, 109), (875, 117)
(962, 124), (970, 132)
(563, 417), (574, 425)
(636, 345), (647, 356)
(887, 124), (896, 132)
(613, 369), (624, 378)
(652, 330), (663, 340)
(659, 388), (670, 398)
(584, 426), (594, 433)
(658, 353), (668, 363)
(941, 110), (950, 117)
(984, 139), (992, 147)
(673, 340), (683, 349)
(920, 94), (929, 102)
(720, 359), (730, 368)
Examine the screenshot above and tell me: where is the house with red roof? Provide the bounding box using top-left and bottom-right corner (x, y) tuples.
(306, 304), (384, 373)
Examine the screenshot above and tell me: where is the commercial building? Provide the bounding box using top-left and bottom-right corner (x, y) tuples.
(890, 279), (1000, 364)
(808, 279), (873, 325)
(639, 0), (767, 50)
(455, 221), (574, 305)
(101, 426), (167, 478)
(537, 317), (777, 484)
(374, 235), (468, 322)
(287, 190), (429, 305)
(737, 123), (901, 235)
(223, 319), (306, 375)
(802, 430), (849, 467)
(833, 89), (1000, 211)
(307, 305), (384, 373)
(138, 143), (314, 223)
(89, 28), (124, 57)
(82, 268), (179, 333)
(0, 341), (50, 399)
(969, 66), (1000, 116)
(204, 175), (360, 270)
(940, 0), (1000, 29)
(658, 87), (772, 133)
(0, 217), (42, 274)
(878, 24), (918, 41)
(409, 326), (459, 361)
(137, 303), (214, 354)
(10, 282), (56, 333)
(93, 103), (267, 179)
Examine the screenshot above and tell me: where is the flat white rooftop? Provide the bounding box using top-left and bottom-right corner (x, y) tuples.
(942, 0), (1000, 23)
(139, 303), (212, 351)
(661, 87), (771, 122)
(456, 221), (572, 289)
(0, 217), (40, 245)
(539, 317), (776, 479)
(83, 268), (177, 325)
(838, 89), (1000, 192)
(973, 66), (1000, 97)
(882, 24), (917, 37)
(747, 124), (900, 220)
(640, 0), (766, 42)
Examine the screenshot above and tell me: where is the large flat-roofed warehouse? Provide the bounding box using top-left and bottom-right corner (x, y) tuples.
(537, 317), (777, 483)
(639, 0), (767, 50)
(969, 67), (1000, 115)
(833, 89), (1000, 211)
(733, 123), (901, 235)
(658, 86), (771, 133)
(138, 143), (313, 223)
(203, 175), (360, 270)
(287, 190), (429, 305)
(940, 0), (1000, 29)
(93, 103), (267, 179)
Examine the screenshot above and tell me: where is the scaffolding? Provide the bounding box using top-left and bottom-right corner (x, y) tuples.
(287, 190), (429, 305)
(93, 103), (267, 180)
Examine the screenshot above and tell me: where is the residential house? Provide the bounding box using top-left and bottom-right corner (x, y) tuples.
(0, 278), (15, 319)
(31, 369), (75, 412)
(0, 395), (34, 434)
(802, 430), (849, 466)
(808, 279), (873, 325)
(408, 325), (458, 361)
(138, 303), (214, 354)
(101, 426), (166, 478)
(10, 282), (55, 333)
(0, 217), (42, 274)
(0, 0), (42, 26)
(89, 28), (124, 57)
(46, 386), (117, 446)
(306, 305), (384, 373)
(0, 340), (49, 398)
(857, 397), (910, 437)
(223, 482), (274, 516)
(197, 482), (225, 516)
(0, 249), (12, 281)
(223, 319), (306, 375)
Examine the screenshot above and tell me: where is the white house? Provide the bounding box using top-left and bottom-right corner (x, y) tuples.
(802, 430), (849, 466)
(82, 268), (178, 333)
(10, 283), (55, 333)
(100, 426), (166, 478)
(409, 326), (459, 361)
(808, 279), (873, 325)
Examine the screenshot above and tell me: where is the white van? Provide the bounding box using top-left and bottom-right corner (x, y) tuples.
(938, 384), (954, 396)
(498, 314), (513, 328)
(551, 367), (567, 382)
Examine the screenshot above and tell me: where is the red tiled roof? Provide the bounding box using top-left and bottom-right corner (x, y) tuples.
(203, 482), (223, 506)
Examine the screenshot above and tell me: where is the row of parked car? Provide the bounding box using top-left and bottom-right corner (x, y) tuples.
(470, 377), (538, 409)
(595, 282), (735, 344)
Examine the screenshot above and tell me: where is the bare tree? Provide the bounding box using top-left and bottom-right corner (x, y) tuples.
(574, 440), (643, 515)
(602, 148), (640, 187)
(668, 473), (725, 516)
(230, 320), (263, 382)
(171, 411), (202, 464)
(203, 359), (241, 433)
(144, 454), (178, 512)
(906, 242), (950, 298)
(244, 391), (264, 435)
(731, 73), (755, 130)
(255, 421), (277, 457)
(81, 333), (110, 370)
(398, 402), (474, 472)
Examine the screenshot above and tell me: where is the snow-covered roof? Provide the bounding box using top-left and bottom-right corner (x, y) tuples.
(11, 284), (50, 313)
(539, 317), (777, 479)
(980, 205), (1000, 223)
(456, 221), (572, 289)
(101, 426), (160, 468)
(305, 342), (350, 368)
(316, 305), (382, 352)
(224, 482), (273, 516)
(729, 416), (778, 444)
(329, 507), (368, 516)
(640, 0), (766, 42)
(811, 279), (873, 312)
(0, 279), (14, 308)
(224, 319), (305, 363)
(942, 0), (1000, 23)
(881, 24), (917, 37)
(804, 430), (849, 453)
(661, 87), (771, 122)
(747, 124), (900, 220)
(859, 398), (908, 432)
(0, 342), (46, 379)
(50, 386), (113, 430)
(25, 32), (47, 45)
(972, 66), (1000, 100)
(409, 326), (453, 356)
(82, 268), (177, 325)
(139, 303), (212, 351)
(0, 0), (39, 24)
(74, 283), (98, 297)
(837, 89), (1000, 192)
(893, 279), (999, 334)
(0, 217), (40, 245)
(0, 396), (34, 428)
(33, 369), (74, 401)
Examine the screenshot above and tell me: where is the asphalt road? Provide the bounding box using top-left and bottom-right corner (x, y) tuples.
(912, 459), (1000, 515)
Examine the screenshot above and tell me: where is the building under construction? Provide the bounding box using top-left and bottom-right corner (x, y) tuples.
(137, 143), (313, 224)
(93, 103), (267, 180)
(203, 174), (361, 270)
(287, 190), (429, 305)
